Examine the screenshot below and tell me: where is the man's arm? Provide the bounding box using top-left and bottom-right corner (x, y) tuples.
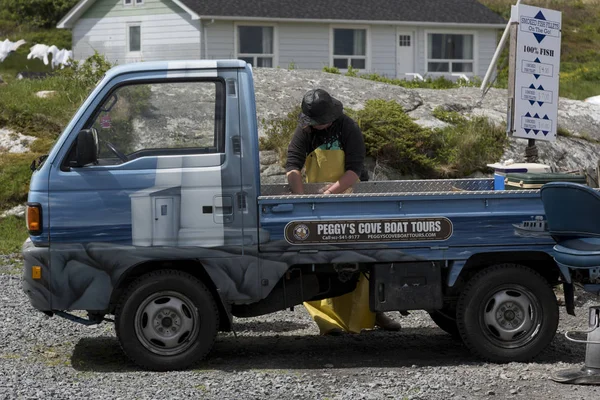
(322, 170), (359, 194)
(286, 170), (304, 194)
(285, 125), (307, 194)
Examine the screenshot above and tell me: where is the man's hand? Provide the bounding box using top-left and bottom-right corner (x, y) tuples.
(318, 184), (333, 195)
(286, 170), (304, 194)
(323, 170), (359, 194)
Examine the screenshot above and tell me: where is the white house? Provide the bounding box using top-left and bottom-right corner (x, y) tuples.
(58, 0), (506, 79)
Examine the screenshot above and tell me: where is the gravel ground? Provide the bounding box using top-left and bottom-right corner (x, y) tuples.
(1, 254), (600, 400)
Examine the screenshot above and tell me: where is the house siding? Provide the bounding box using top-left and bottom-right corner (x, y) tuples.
(477, 29), (499, 77)
(73, 12), (200, 63)
(202, 20), (235, 60)
(278, 23), (329, 70)
(370, 25), (397, 77)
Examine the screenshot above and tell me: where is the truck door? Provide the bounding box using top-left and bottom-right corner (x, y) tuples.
(46, 67), (244, 311)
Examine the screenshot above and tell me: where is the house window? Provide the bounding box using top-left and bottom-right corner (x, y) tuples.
(399, 35), (411, 47)
(333, 28), (367, 70)
(129, 25), (141, 53)
(237, 26), (274, 68)
(427, 33), (474, 73)
(124, 0), (132, 4)
(124, 0), (143, 5)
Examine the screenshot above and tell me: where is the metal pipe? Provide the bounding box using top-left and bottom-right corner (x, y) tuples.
(480, 0), (522, 92)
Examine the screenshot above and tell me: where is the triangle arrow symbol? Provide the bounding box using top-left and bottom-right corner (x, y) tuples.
(537, 101), (544, 106)
(529, 84), (536, 89)
(525, 112), (532, 117)
(534, 11), (547, 20)
(534, 74), (540, 79)
(529, 100), (536, 105)
(533, 130), (540, 135)
(542, 131), (549, 135)
(534, 114), (540, 119)
(543, 115), (550, 120)
(533, 33), (546, 43)
(534, 58), (541, 63)
(525, 129), (531, 133)
(538, 85), (545, 91)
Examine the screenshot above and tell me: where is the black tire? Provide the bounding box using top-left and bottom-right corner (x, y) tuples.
(456, 264), (558, 363)
(429, 308), (461, 338)
(115, 270), (219, 371)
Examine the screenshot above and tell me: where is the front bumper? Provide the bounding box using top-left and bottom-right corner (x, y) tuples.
(22, 238), (52, 311)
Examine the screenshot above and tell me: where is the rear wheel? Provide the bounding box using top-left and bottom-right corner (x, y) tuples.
(429, 307), (460, 338)
(456, 264), (558, 362)
(115, 270), (219, 371)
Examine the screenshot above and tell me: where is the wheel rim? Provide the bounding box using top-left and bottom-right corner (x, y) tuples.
(134, 291), (200, 356)
(479, 285), (542, 349)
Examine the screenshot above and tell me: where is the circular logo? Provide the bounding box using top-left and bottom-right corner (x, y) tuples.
(293, 224), (310, 241)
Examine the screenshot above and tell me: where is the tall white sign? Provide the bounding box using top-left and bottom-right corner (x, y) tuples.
(511, 4), (561, 142)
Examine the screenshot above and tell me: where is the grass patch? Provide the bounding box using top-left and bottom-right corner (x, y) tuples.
(0, 52), (111, 138)
(0, 216), (28, 254)
(259, 101), (507, 178)
(0, 153), (41, 209)
(359, 72), (479, 90)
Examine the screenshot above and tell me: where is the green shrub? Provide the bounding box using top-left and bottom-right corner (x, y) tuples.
(347, 100), (444, 176)
(322, 66), (340, 74)
(259, 106), (302, 167)
(345, 66), (359, 77)
(436, 115), (508, 177)
(57, 51), (114, 91)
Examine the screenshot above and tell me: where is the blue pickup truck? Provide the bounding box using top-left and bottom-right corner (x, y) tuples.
(21, 60), (598, 371)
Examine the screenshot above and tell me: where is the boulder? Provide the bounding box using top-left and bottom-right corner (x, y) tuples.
(1, 205), (26, 219)
(36, 90), (57, 99)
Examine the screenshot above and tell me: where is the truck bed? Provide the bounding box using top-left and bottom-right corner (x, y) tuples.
(257, 178), (554, 259)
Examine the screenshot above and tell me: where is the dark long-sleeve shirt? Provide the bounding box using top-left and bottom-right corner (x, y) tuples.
(285, 114), (366, 177)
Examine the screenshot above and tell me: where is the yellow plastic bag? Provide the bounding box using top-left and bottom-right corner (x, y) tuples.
(304, 273), (376, 334)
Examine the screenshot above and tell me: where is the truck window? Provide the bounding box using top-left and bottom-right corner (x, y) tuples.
(87, 80), (224, 163)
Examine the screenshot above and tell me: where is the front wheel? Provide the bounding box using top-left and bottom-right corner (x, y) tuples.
(115, 270), (219, 371)
(456, 264), (558, 363)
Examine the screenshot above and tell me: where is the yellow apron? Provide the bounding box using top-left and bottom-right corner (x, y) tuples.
(302, 146), (376, 334)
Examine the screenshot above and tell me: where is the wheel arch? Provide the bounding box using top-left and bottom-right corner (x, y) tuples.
(109, 259), (231, 332)
(452, 251), (563, 289)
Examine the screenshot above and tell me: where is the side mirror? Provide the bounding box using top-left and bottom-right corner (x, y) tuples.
(72, 128), (98, 167)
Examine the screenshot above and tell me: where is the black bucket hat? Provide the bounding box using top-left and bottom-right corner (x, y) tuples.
(300, 89), (343, 126)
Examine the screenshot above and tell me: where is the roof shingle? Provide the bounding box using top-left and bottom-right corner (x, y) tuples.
(179, 0), (506, 25)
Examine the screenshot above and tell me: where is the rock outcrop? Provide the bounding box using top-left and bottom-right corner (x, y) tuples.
(0, 129), (36, 154)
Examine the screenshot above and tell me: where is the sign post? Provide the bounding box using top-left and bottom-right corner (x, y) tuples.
(507, 4), (562, 161)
